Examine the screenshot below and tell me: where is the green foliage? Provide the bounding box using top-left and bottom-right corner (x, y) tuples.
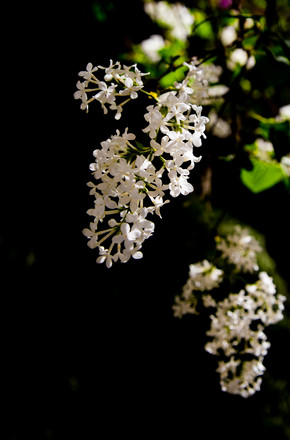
(159, 63), (187, 88)
(92, 1), (114, 22)
(192, 9), (214, 40)
(241, 158), (285, 193)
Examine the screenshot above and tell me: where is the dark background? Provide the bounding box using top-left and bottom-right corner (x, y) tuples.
(2, 1), (290, 438)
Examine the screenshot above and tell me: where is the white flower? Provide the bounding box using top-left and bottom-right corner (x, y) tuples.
(112, 222), (141, 247)
(150, 135), (170, 156)
(118, 77), (143, 99)
(164, 99), (190, 124)
(174, 79), (194, 96)
(110, 158), (134, 180)
(94, 82), (117, 113)
(74, 80), (87, 100)
(140, 34), (165, 62)
(227, 49), (255, 71)
(169, 174), (193, 197)
(219, 26), (237, 47)
(127, 208), (155, 239)
(78, 62), (98, 80)
(74, 81), (88, 110)
(98, 59), (122, 81)
(278, 104), (290, 120)
(143, 105), (168, 138)
(254, 138), (275, 162)
(207, 109), (232, 138)
(281, 154), (290, 176)
(97, 246), (114, 268)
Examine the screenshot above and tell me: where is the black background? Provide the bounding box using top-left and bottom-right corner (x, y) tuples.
(2, 1), (290, 438)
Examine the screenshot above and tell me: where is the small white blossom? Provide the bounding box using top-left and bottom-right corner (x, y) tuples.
(140, 34), (165, 62)
(281, 154), (290, 176)
(219, 26), (237, 47)
(227, 49), (255, 71)
(278, 104), (290, 120)
(78, 62), (98, 80)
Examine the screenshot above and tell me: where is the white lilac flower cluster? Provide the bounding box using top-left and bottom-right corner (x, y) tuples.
(74, 60), (149, 119)
(173, 226), (286, 397)
(76, 60), (209, 267)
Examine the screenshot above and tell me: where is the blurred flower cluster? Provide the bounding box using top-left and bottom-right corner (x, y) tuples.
(173, 226), (286, 397)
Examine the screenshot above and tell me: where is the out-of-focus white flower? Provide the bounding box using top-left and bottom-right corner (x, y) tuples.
(255, 138), (275, 162)
(244, 17), (255, 29)
(208, 84), (229, 99)
(140, 34), (165, 62)
(231, 48), (248, 66)
(220, 25), (237, 47)
(144, 1), (194, 41)
(281, 154), (290, 176)
(227, 48), (255, 71)
(279, 104), (290, 120)
(207, 109), (232, 138)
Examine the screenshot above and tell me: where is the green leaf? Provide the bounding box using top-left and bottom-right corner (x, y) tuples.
(192, 10), (214, 40)
(159, 40), (187, 60)
(159, 65), (187, 88)
(240, 158), (284, 193)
